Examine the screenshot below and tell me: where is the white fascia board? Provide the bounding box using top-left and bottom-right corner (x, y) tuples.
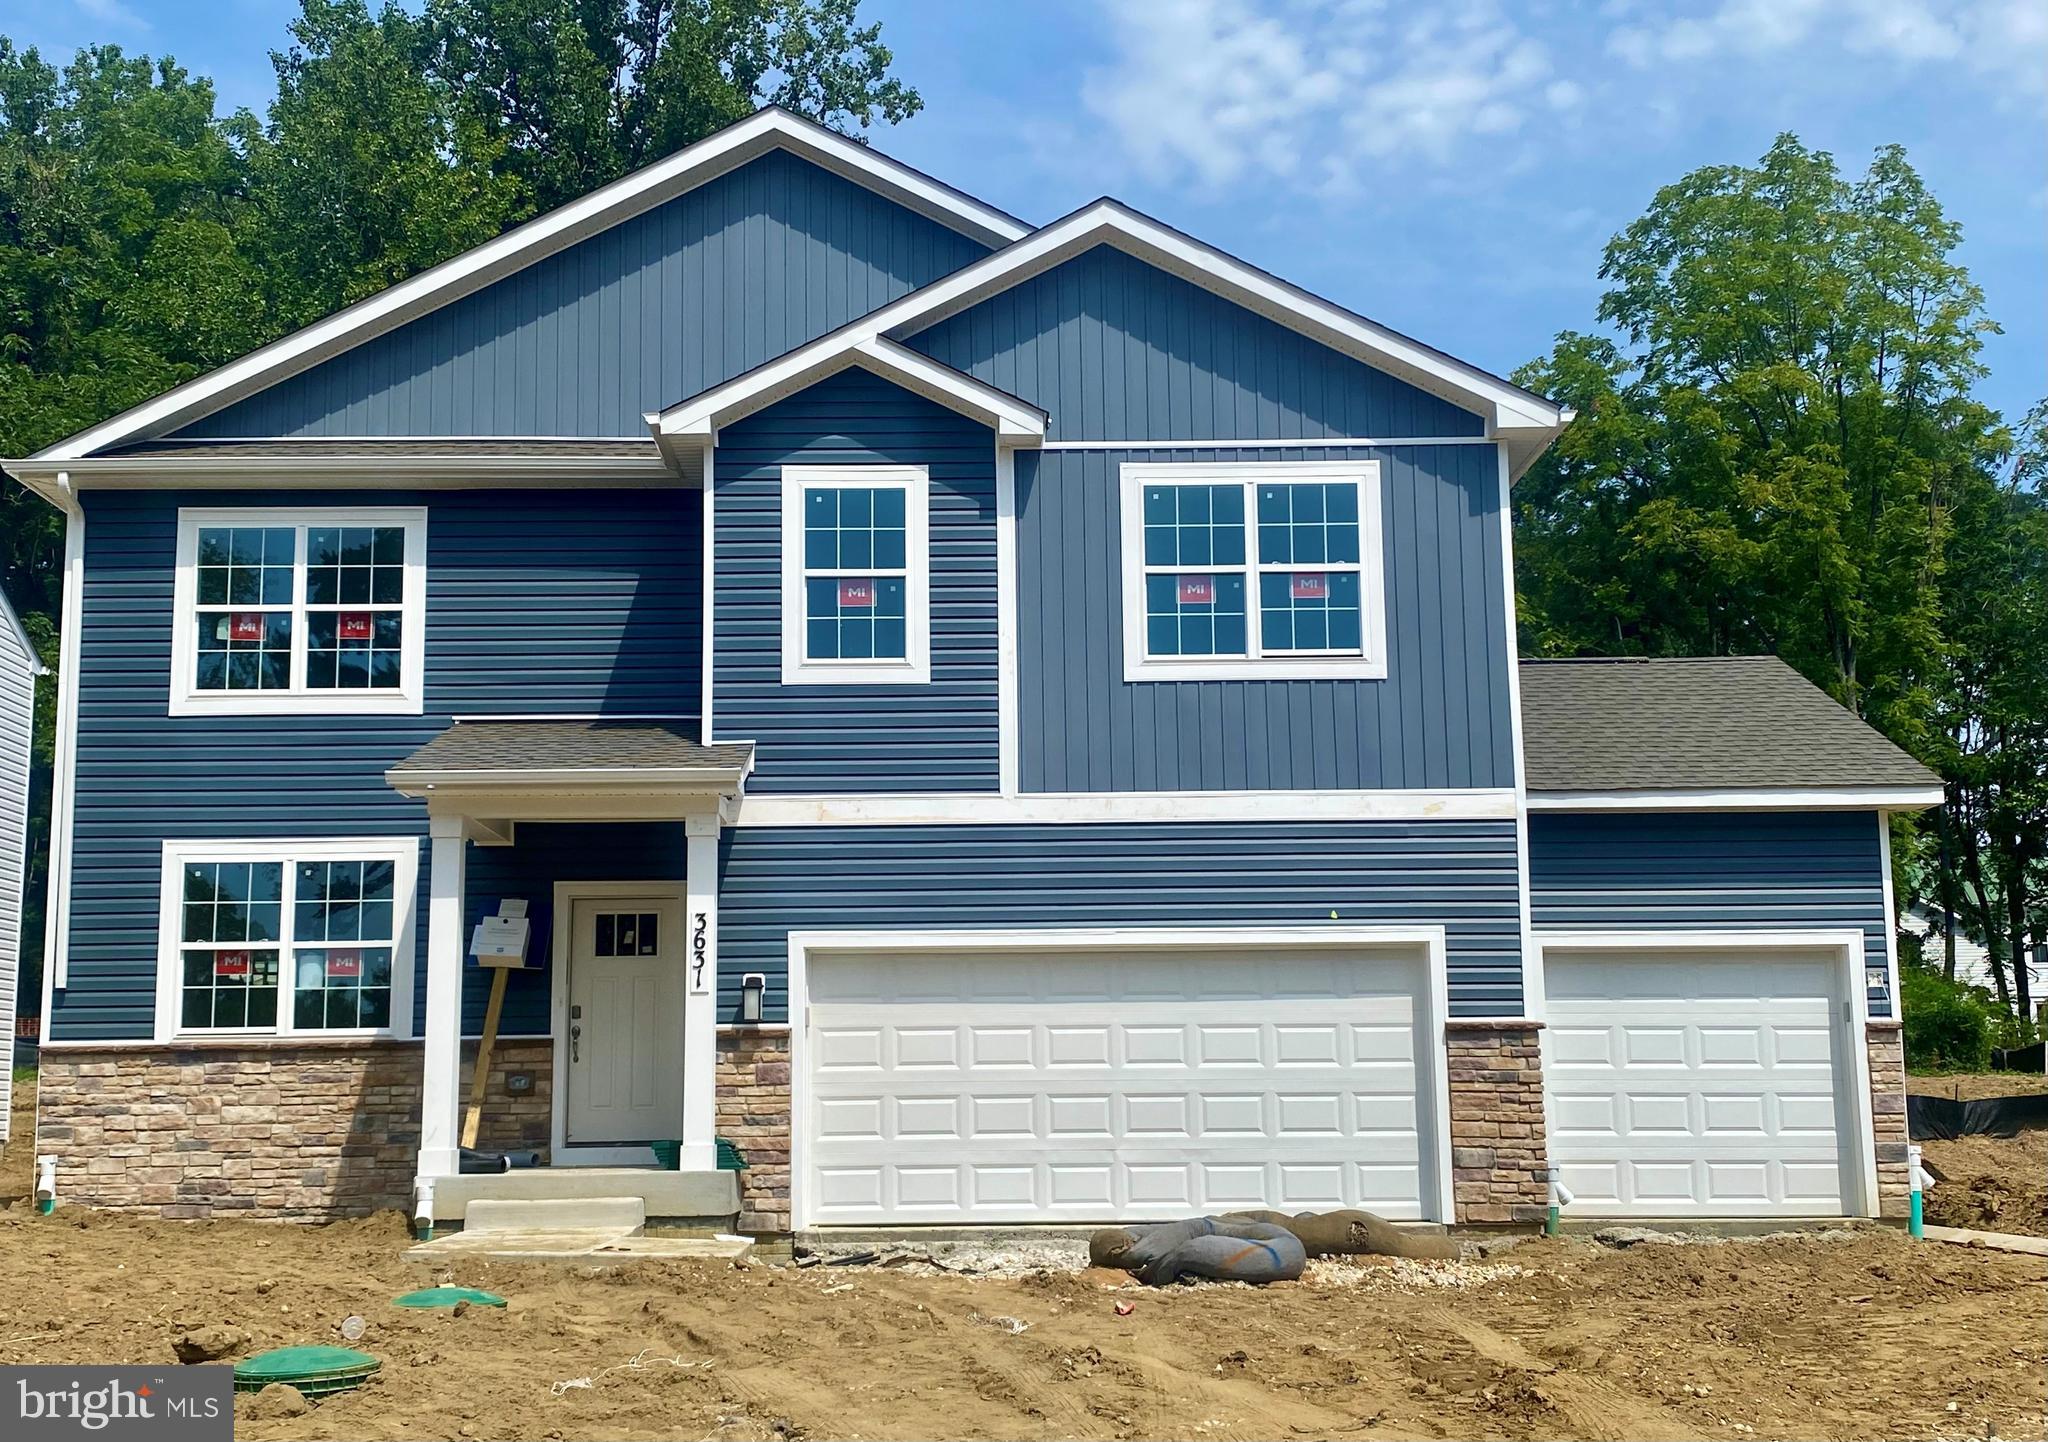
(1526, 785), (1947, 812)
(29, 109), (1031, 463)
(734, 788), (1518, 826)
(656, 202), (1568, 458)
(9, 453), (678, 488)
(0, 585), (44, 675)
(661, 337), (1046, 444)
(386, 765), (749, 797)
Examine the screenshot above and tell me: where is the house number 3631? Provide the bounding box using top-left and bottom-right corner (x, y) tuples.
(691, 911), (709, 989)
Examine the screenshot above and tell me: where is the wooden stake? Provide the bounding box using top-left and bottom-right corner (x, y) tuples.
(460, 964), (510, 1151)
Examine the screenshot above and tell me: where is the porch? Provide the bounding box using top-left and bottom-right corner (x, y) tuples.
(385, 719), (756, 1228)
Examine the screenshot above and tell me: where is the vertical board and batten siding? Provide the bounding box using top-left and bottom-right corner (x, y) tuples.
(1528, 812), (1894, 1018)
(174, 150), (990, 440)
(712, 368), (999, 791)
(718, 819), (1524, 1022)
(0, 601), (39, 1128)
(53, 487), (701, 1041)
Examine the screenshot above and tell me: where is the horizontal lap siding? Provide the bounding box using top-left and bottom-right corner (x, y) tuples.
(178, 151), (990, 439)
(56, 488), (701, 1041)
(1528, 812), (1893, 1017)
(0, 625), (34, 1118)
(713, 369), (999, 791)
(719, 819), (1523, 1022)
(1015, 445), (1513, 791)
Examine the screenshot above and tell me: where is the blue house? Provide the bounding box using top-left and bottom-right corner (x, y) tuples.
(5, 109), (1940, 1233)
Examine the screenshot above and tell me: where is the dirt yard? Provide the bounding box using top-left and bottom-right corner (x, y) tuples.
(3, 1077), (2044, 1442)
(1909, 1070), (2048, 1239)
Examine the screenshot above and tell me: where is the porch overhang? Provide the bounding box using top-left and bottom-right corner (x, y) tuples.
(386, 719), (754, 835)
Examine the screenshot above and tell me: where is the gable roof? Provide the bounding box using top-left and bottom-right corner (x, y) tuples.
(1519, 655), (1943, 804)
(655, 198), (1571, 475)
(0, 583), (46, 675)
(22, 108), (1032, 466)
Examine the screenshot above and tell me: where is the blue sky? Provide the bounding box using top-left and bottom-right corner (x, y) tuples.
(14, 0), (2046, 427)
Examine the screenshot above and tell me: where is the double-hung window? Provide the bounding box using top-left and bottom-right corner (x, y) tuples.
(153, 838), (418, 1042)
(1119, 462), (1386, 681)
(170, 507), (427, 715)
(779, 465), (931, 684)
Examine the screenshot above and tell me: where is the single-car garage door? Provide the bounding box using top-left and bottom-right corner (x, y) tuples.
(803, 942), (1440, 1226)
(1545, 945), (1859, 1217)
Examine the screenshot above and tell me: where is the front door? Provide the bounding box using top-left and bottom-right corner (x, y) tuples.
(565, 895), (685, 1147)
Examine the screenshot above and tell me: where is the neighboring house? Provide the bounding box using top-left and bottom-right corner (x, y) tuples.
(1902, 902), (2045, 1008)
(2, 108), (1944, 1232)
(0, 583), (46, 1140)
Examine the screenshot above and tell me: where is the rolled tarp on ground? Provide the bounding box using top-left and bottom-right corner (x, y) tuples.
(1089, 1217), (1307, 1285)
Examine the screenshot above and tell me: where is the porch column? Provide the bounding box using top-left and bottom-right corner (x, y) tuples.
(418, 816), (467, 1182)
(681, 813), (721, 1171)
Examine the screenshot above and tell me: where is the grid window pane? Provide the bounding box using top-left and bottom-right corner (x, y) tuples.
(1143, 485), (1245, 569)
(306, 610), (403, 691)
(594, 912), (659, 957)
(801, 487), (907, 573)
(1259, 570), (1363, 653)
(177, 946), (279, 1030)
(308, 527), (404, 608)
(194, 610), (292, 691)
(1143, 572), (1248, 657)
(805, 575), (907, 660)
(289, 857), (398, 1032)
(1257, 483), (1361, 565)
(197, 527), (295, 610)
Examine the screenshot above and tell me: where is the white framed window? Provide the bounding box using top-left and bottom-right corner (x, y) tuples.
(152, 837), (419, 1043)
(779, 464), (931, 684)
(170, 507), (427, 715)
(1118, 461), (1387, 682)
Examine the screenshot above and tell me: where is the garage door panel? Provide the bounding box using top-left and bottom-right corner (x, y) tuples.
(805, 947), (1434, 1225)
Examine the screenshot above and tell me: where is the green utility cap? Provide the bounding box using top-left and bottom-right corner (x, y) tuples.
(233, 1345), (381, 1397)
(392, 1286), (507, 1309)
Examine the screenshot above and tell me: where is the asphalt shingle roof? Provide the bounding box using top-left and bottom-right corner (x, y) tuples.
(391, 720), (753, 777)
(1518, 655), (1942, 793)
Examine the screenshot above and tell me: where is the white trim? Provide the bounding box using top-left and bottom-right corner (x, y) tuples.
(1527, 786), (1946, 812)
(785, 924), (1457, 1229)
(44, 497), (84, 990)
(1494, 445), (1548, 1092)
(1117, 461), (1388, 682)
(733, 788), (1518, 826)
(663, 337), (1047, 444)
(169, 506), (427, 717)
(779, 465), (932, 686)
(1039, 435), (1499, 452)
(32, 110), (1029, 463)
(1876, 812), (1900, 1017)
(8, 455), (675, 488)
(0, 584), (44, 676)
(549, 879), (692, 1168)
(994, 444), (1020, 797)
(1529, 928), (1880, 1218)
(701, 440), (718, 744)
(150, 836), (421, 1046)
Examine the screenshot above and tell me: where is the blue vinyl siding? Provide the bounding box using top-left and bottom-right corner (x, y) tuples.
(53, 487), (701, 1041)
(712, 368), (999, 791)
(177, 150), (990, 439)
(1015, 445), (1513, 792)
(908, 245), (1486, 443)
(719, 819), (1524, 1021)
(1528, 811), (1894, 1017)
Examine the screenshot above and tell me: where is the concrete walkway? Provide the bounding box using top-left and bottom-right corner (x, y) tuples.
(1920, 1224), (2048, 1257)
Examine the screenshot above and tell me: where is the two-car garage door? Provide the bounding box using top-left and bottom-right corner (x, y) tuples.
(804, 944), (1440, 1226)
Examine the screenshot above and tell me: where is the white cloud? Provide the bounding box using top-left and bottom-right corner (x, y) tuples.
(1609, 0), (2040, 89)
(74, 0), (151, 29)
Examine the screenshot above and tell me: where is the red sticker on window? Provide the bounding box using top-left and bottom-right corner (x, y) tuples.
(337, 612), (373, 641)
(1291, 572), (1328, 600)
(1177, 575), (1215, 605)
(838, 579), (875, 609)
(214, 950), (251, 978)
(226, 613), (264, 642)
(325, 949), (362, 979)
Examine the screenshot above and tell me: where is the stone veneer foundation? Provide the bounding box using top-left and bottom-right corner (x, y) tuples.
(715, 1029), (793, 1234)
(1866, 1021), (1909, 1219)
(35, 1038), (553, 1220)
(1444, 1022), (1550, 1225)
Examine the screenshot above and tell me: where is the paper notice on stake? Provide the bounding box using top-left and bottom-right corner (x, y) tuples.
(838, 579), (875, 608)
(1177, 575), (1215, 605)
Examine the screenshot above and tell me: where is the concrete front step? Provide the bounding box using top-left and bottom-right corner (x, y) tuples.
(429, 1166), (740, 1226)
(465, 1196), (647, 1235)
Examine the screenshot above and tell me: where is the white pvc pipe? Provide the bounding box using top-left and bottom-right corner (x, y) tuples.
(35, 1156), (56, 1214)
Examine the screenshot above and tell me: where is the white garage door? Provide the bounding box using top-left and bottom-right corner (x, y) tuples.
(1545, 946), (1854, 1216)
(804, 945), (1436, 1226)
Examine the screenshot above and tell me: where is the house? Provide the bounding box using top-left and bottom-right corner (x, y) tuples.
(1902, 902), (2046, 1010)
(2, 108), (1943, 1233)
(0, 582), (45, 1140)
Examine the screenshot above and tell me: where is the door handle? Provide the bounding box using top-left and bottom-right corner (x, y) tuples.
(571, 1023), (582, 1063)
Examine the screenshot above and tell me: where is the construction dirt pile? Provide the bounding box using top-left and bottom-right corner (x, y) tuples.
(1910, 1070), (2048, 1238)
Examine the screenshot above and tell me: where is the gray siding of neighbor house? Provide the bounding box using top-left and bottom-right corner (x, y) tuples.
(174, 149), (991, 440)
(0, 596), (38, 1130)
(711, 367), (1000, 792)
(719, 818), (1525, 1023)
(1528, 811), (1895, 1018)
(50, 487), (702, 1041)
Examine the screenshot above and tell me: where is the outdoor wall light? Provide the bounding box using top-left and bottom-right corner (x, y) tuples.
(1866, 963), (1890, 1000)
(740, 972), (767, 1025)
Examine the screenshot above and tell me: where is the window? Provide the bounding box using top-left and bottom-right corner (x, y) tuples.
(154, 839), (418, 1042)
(171, 508), (427, 715)
(1119, 462), (1386, 681)
(780, 465), (930, 684)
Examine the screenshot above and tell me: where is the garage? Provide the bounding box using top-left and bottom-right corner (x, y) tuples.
(1542, 937), (1873, 1217)
(797, 932), (1448, 1227)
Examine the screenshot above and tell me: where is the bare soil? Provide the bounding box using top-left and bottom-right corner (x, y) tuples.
(1904, 1072), (2048, 1238)
(1908, 1071), (2048, 1101)
(3, 1079), (2044, 1441)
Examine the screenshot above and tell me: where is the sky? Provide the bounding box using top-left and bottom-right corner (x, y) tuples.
(11, 0), (2046, 427)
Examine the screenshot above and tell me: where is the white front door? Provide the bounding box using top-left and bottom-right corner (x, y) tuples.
(565, 896), (685, 1146)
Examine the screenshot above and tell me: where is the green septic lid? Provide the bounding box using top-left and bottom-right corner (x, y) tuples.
(393, 1286), (506, 1309)
(233, 1345), (381, 1397)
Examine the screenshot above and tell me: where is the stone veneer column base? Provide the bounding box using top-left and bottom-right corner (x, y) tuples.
(715, 1030), (793, 1234)
(1866, 1021), (1909, 1219)
(35, 1038), (553, 1221)
(1444, 1022), (1549, 1225)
